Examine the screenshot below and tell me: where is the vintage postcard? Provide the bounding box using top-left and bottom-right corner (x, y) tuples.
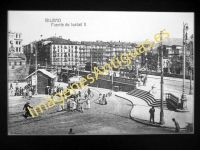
(8, 11), (194, 135)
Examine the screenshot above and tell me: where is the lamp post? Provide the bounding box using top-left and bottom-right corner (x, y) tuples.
(45, 58), (47, 70)
(160, 30), (165, 125)
(90, 46), (93, 73)
(146, 57), (148, 77)
(168, 55), (171, 74)
(34, 42), (38, 95)
(157, 47), (160, 72)
(180, 22), (189, 110)
(189, 36), (193, 95)
(135, 59), (139, 88)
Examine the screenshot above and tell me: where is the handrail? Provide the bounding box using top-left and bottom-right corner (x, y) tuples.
(165, 93), (179, 105)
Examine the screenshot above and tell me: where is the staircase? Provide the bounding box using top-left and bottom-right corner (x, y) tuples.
(127, 89), (168, 107)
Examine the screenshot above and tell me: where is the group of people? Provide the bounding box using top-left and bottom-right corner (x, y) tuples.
(99, 93), (107, 105)
(149, 106), (180, 132)
(58, 88), (92, 113)
(45, 85), (64, 96)
(9, 83), (34, 99)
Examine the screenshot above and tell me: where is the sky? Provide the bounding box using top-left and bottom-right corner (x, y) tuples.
(8, 11), (194, 45)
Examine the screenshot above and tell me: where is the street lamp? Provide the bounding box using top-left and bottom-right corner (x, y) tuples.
(180, 22), (189, 111)
(157, 47), (160, 72)
(160, 30), (165, 125)
(45, 58), (47, 70)
(168, 55), (171, 74)
(34, 42), (38, 95)
(146, 57), (148, 77)
(135, 59), (139, 88)
(189, 39), (193, 95)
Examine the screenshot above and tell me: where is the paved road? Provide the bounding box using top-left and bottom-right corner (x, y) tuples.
(8, 87), (178, 135)
(145, 75), (194, 94)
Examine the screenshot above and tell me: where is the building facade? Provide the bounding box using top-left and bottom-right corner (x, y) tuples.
(8, 31), (23, 54)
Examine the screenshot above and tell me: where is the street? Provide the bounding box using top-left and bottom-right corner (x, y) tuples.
(8, 87), (180, 135)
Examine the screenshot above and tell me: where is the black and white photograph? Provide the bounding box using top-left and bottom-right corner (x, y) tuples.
(7, 11), (194, 135)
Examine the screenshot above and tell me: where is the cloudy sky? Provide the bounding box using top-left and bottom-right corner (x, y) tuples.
(8, 11), (194, 45)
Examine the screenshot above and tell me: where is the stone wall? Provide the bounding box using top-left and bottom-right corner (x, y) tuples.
(78, 71), (135, 92)
(8, 65), (29, 82)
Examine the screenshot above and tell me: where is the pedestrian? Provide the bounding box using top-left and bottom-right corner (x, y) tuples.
(143, 76), (147, 86)
(23, 88), (26, 98)
(72, 101), (76, 112)
(102, 94), (107, 105)
(149, 106), (155, 123)
(84, 91), (88, 100)
(172, 118), (180, 132)
(20, 88), (23, 96)
(78, 91), (81, 98)
(88, 88), (91, 98)
(87, 99), (90, 109)
(10, 83), (13, 90)
(27, 87), (30, 100)
(99, 93), (102, 104)
(29, 90), (32, 99)
(68, 128), (75, 134)
(67, 100), (70, 111)
(54, 86), (57, 96)
(22, 102), (33, 119)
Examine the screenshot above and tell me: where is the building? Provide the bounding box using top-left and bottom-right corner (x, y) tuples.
(8, 31), (28, 81)
(8, 31), (23, 54)
(24, 36), (153, 73)
(25, 69), (56, 94)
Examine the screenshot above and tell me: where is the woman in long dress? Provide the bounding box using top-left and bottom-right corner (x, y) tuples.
(29, 90), (32, 99)
(99, 93), (102, 104)
(87, 99), (90, 109)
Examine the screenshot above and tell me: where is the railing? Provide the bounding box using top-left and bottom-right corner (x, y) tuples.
(165, 93), (179, 109)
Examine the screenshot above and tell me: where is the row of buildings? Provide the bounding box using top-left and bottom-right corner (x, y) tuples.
(8, 31), (193, 77)
(23, 35), (193, 71)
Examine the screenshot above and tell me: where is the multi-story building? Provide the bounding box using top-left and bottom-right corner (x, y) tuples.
(8, 31), (23, 54)
(24, 37), (153, 72)
(24, 36), (88, 70)
(8, 31), (28, 81)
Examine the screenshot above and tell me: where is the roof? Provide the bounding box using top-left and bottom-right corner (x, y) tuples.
(162, 38), (183, 46)
(25, 69), (56, 79)
(12, 53), (26, 60)
(68, 76), (81, 83)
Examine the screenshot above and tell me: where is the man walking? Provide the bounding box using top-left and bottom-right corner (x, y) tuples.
(172, 118), (180, 132)
(23, 102), (33, 118)
(149, 106), (155, 123)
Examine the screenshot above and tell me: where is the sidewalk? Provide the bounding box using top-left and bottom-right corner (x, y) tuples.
(114, 86), (194, 130)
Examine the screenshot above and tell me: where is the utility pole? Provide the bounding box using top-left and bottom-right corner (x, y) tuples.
(90, 45), (93, 73)
(160, 30), (165, 125)
(35, 42), (38, 95)
(180, 22), (189, 111)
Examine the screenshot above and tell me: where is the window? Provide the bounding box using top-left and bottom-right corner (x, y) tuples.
(9, 62), (11, 66)
(20, 61), (22, 66)
(19, 48), (21, 52)
(16, 34), (18, 38)
(19, 41), (21, 45)
(16, 47), (18, 52)
(14, 62), (17, 66)
(19, 34), (20, 38)
(16, 41), (18, 44)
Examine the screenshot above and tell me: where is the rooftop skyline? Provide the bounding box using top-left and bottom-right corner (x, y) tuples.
(8, 11), (194, 45)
